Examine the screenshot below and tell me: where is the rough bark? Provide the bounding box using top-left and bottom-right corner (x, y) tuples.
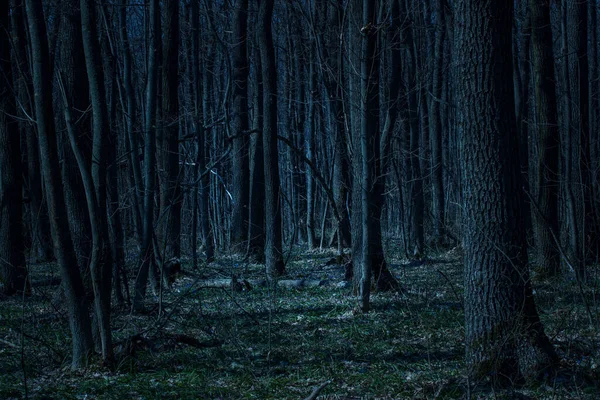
(24, 0), (93, 369)
(455, 0), (557, 382)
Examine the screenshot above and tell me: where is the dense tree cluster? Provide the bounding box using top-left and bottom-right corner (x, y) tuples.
(1, 0), (599, 385)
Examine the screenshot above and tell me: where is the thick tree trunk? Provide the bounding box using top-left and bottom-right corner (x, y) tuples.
(455, 0), (557, 382)
(257, 0), (285, 278)
(24, 0), (93, 369)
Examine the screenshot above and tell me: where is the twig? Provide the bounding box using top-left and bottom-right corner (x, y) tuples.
(0, 338), (18, 348)
(304, 380), (331, 400)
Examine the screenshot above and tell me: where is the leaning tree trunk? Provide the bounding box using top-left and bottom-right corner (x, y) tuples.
(257, 0), (285, 278)
(24, 0), (94, 369)
(57, 0), (94, 308)
(455, 0), (557, 383)
(80, 0), (114, 364)
(0, 1), (28, 295)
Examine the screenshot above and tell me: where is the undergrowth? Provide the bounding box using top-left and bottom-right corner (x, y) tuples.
(1, 246), (599, 399)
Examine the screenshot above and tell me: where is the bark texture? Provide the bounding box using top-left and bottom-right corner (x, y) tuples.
(455, 0), (557, 383)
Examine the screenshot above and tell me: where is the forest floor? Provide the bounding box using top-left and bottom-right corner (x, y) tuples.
(1, 244), (600, 399)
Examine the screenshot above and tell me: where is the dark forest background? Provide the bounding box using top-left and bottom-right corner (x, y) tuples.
(1, 0), (600, 398)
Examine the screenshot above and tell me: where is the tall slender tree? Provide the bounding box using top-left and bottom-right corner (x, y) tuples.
(133, 0), (159, 312)
(429, 0), (446, 246)
(257, 0), (284, 277)
(530, 0), (561, 277)
(0, 0), (28, 295)
(79, 0), (114, 364)
(10, 0), (53, 262)
(25, 0), (93, 368)
(160, 0), (182, 262)
(230, 0), (251, 253)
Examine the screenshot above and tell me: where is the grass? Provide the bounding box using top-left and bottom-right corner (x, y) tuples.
(1, 245), (600, 399)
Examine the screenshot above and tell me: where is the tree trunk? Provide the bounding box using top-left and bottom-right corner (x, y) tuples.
(455, 0), (557, 382)
(403, 0), (424, 257)
(0, 1), (29, 295)
(132, 0), (159, 312)
(80, 0), (114, 364)
(305, 32), (317, 249)
(230, 0), (251, 253)
(530, 0), (561, 277)
(257, 0), (285, 278)
(57, 0), (94, 306)
(429, 0), (446, 246)
(159, 0), (182, 262)
(248, 43), (266, 262)
(24, 0), (94, 369)
(10, 0), (53, 262)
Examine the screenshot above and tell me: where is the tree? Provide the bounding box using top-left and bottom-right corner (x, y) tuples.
(230, 0), (251, 253)
(24, 0), (94, 368)
(357, 0), (379, 312)
(0, 0), (29, 295)
(530, 0), (561, 277)
(257, 0), (285, 278)
(79, 0), (114, 364)
(57, 0), (94, 304)
(132, 0), (159, 312)
(455, 0), (557, 382)
(10, 0), (53, 263)
(248, 42), (266, 262)
(429, 0), (446, 246)
(159, 0), (182, 262)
